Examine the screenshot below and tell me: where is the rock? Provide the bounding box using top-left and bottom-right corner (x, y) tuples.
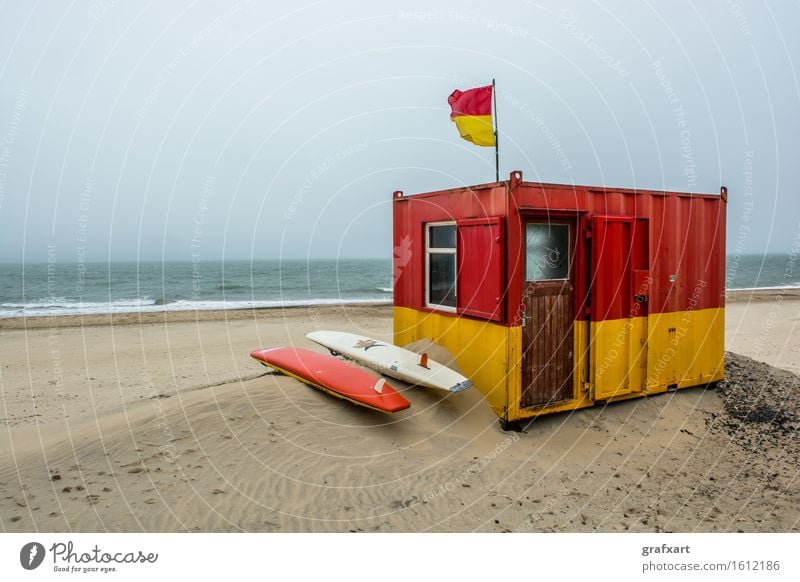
(709, 352), (800, 468)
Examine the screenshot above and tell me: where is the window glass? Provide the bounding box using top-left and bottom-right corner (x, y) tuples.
(428, 253), (456, 307)
(526, 224), (569, 280)
(429, 224), (456, 249)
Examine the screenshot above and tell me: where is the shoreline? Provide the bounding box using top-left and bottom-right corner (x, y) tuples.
(725, 287), (800, 301)
(1, 288), (797, 329)
(0, 302), (393, 329)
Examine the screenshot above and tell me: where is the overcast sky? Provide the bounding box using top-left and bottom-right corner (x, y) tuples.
(0, 0), (797, 262)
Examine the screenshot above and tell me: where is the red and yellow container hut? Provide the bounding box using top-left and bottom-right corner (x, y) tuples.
(392, 171), (726, 429)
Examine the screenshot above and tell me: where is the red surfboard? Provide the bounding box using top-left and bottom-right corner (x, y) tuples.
(250, 347), (410, 413)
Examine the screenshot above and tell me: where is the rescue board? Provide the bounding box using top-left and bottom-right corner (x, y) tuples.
(250, 347), (410, 413)
(305, 331), (472, 393)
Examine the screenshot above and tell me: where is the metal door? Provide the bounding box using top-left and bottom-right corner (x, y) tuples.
(590, 217), (650, 399)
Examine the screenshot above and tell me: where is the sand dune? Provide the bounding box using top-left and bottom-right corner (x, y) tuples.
(1, 301), (798, 532)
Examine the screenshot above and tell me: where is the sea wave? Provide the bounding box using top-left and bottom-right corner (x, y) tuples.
(727, 283), (800, 291)
(1, 297), (156, 310)
(375, 287), (394, 293)
(0, 297), (392, 318)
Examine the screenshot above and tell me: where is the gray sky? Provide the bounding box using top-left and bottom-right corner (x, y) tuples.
(0, 0), (797, 262)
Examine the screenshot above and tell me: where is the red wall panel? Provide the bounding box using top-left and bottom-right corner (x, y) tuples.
(393, 173), (726, 326)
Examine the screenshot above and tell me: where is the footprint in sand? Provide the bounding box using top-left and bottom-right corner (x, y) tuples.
(389, 496), (418, 509)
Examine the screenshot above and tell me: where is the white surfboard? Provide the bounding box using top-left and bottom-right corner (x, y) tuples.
(305, 331), (472, 393)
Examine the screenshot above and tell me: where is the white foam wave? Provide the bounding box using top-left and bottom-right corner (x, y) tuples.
(727, 284), (800, 291)
(1, 298), (155, 309)
(0, 297), (391, 318)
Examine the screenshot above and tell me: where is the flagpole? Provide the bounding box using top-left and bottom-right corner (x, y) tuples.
(492, 78), (499, 182)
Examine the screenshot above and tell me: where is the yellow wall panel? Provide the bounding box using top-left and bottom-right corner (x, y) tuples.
(393, 307), (510, 416)
(393, 306), (724, 422)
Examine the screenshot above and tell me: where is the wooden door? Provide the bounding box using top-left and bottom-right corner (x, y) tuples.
(521, 222), (574, 407)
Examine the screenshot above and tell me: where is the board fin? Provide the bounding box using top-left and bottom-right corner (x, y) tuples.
(373, 378), (385, 393)
(418, 353), (430, 369)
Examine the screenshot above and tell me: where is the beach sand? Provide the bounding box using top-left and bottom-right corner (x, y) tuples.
(1, 292), (798, 532)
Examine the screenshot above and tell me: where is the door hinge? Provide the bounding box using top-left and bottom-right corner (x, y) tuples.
(583, 228), (592, 239)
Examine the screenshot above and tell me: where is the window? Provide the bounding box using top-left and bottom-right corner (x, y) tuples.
(525, 223), (570, 281)
(424, 218), (505, 321)
(426, 223), (457, 309)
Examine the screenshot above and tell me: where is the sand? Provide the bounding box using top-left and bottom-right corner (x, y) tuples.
(725, 290), (800, 375)
(0, 294), (798, 532)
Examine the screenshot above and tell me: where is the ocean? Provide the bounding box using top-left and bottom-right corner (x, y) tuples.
(0, 259), (394, 318)
(0, 254), (797, 318)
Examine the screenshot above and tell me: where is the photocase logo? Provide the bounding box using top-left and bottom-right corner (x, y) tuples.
(393, 234), (412, 286)
(20, 542), (46, 570)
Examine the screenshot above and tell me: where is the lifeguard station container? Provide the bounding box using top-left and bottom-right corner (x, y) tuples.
(392, 171), (726, 429)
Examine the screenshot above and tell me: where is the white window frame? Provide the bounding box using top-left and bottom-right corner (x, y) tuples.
(425, 221), (457, 312)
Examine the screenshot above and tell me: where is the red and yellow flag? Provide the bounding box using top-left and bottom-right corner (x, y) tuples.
(447, 84), (495, 147)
